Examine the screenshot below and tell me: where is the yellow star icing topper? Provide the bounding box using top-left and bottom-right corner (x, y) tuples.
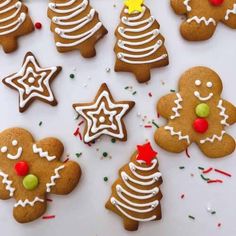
(124, 0), (144, 14)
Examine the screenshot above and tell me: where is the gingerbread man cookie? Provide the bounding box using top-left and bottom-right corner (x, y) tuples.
(171, 0), (236, 40)
(2, 52), (61, 113)
(154, 67), (236, 158)
(48, 0), (108, 58)
(106, 142), (163, 231)
(0, 128), (81, 223)
(0, 0), (34, 53)
(73, 83), (135, 143)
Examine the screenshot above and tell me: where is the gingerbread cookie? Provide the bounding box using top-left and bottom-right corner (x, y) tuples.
(154, 67), (236, 158)
(0, 127), (81, 223)
(114, 0), (169, 83)
(48, 0), (108, 58)
(73, 83), (135, 143)
(106, 142), (163, 231)
(0, 0), (34, 53)
(171, 0), (236, 41)
(2, 52), (61, 113)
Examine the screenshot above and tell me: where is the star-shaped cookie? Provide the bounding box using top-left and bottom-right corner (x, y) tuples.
(2, 52), (61, 112)
(124, 0), (144, 14)
(73, 83), (135, 143)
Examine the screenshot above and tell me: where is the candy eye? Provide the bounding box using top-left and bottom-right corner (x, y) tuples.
(195, 80), (201, 86)
(1, 146), (8, 153)
(12, 140), (18, 146)
(206, 82), (213, 88)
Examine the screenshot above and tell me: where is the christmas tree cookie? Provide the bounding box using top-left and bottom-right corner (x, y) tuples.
(0, 127), (81, 223)
(154, 67), (236, 158)
(114, 0), (169, 83)
(106, 143), (163, 231)
(48, 0), (108, 58)
(171, 0), (236, 41)
(0, 0), (34, 53)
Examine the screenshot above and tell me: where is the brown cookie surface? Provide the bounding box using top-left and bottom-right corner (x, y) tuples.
(0, 128), (81, 223)
(2, 52), (61, 113)
(106, 142), (163, 231)
(48, 0), (108, 58)
(73, 83), (135, 143)
(154, 66), (236, 158)
(114, 1), (169, 83)
(171, 0), (236, 41)
(0, 0), (34, 53)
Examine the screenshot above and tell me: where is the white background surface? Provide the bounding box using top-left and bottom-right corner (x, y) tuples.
(0, 0), (235, 236)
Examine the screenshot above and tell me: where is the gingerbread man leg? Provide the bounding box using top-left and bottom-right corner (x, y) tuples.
(154, 127), (190, 153)
(180, 20), (217, 41)
(197, 133), (236, 158)
(0, 177), (12, 200)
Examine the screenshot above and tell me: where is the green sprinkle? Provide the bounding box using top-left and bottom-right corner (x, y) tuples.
(152, 121), (159, 128)
(70, 73), (75, 79)
(188, 215), (195, 220)
(211, 211), (216, 215)
(179, 166), (185, 169)
(103, 152), (108, 157)
(125, 86), (129, 90)
(198, 166), (204, 170)
(103, 177), (108, 182)
(170, 89), (176, 92)
(76, 153), (82, 158)
(111, 138), (116, 143)
(132, 91), (137, 95)
(39, 121), (43, 126)
(200, 174), (210, 181)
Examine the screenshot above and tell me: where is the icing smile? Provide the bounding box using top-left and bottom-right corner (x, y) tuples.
(194, 91), (213, 101)
(7, 147), (23, 160)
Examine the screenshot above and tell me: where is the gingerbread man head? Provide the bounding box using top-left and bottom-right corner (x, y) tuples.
(0, 128), (81, 223)
(171, 0), (236, 40)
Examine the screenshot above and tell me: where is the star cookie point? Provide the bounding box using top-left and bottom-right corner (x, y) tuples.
(124, 0), (144, 14)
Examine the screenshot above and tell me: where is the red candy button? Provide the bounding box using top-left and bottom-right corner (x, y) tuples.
(34, 22), (42, 29)
(193, 118), (209, 133)
(209, 0), (224, 6)
(15, 161), (29, 176)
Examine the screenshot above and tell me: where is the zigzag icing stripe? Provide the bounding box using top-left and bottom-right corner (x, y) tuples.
(46, 165), (65, 192)
(187, 16), (216, 26)
(33, 144), (56, 161)
(170, 93), (183, 120)
(225, 4), (236, 20)
(14, 197), (44, 208)
(165, 126), (190, 144)
(200, 131), (226, 144)
(0, 170), (15, 197)
(183, 0), (191, 12)
(217, 100), (229, 126)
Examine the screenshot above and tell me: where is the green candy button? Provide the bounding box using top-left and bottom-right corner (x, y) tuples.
(23, 174), (39, 190)
(195, 103), (210, 118)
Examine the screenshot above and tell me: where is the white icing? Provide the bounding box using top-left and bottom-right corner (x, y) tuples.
(117, 6), (168, 64)
(1, 146), (7, 153)
(170, 93), (183, 120)
(75, 90), (131, 143)
(225, 4), (236, 20)
(165, 126), (190, 144)
(187, 16), (216, 26)
(111, 158), (161, 222)
(217, 100), (229, 126)
(7, 147), (22, 160)
(12, 140), (18, 146)
(46, 165), (65, 193)
(194, 91), (213, 101)
(0, 170), (15, 197)
(33, 144), (56, 161)
(200, 131), (226, 144)
(206, 82), (213, 88)
(0, 2), (26, 36)
(195, 79), (201, 86)
(48, 0), (103, 48)
(183, 0), (191, 12)
(14, 197), (44, 208)
(4, 54), (57, 109)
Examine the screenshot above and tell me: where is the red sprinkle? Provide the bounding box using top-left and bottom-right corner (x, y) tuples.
(185, 148), (190, 158)
(214, 169), (232, 177)
(78, 120), (84, 126)
(73, 127), (80, 136)
(203, 167), (213, 174)
(46, 198), (53, 202)
(207, 179), (223, 184)
(78, 131), (82, 140)
(144, 125), (152, 128)
(63, 158), (69, 163)
(217, 223), (222, 228)
(35, 22), (42, 29)
(181, 194), (185, 199)
(42, 215), (55, 220)
(148, 92), (152, 97)
(157, 112), (160, 118)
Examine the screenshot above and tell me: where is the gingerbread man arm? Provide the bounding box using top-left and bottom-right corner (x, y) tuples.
(33, 138), (64, 161)
(221, 13), (236, 29)
(221, 99), (236, 125)
(50, 161), (81, 195)
(0, 178), (12, 200)
(157, 93), (180, 119)
(170, 0), (188, 15)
